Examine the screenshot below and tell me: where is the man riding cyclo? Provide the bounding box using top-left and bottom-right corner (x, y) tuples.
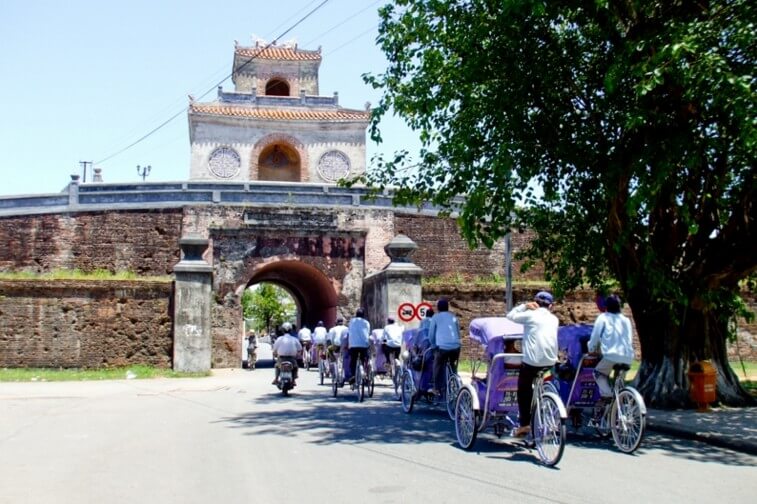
(347, 308), (371, 384)
(297, 324), (313, 360)
(272, 322), (302, 386)
(312, 320), (329, 369)
(428, 298), (461, 396)
(505, 291), (559, 437)
(381, 317), (403, 374)
(327, 317), (348, 363)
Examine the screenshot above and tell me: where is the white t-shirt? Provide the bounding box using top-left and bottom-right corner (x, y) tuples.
(588, 312), (634, 364)
(506, 304), (558, 367)
(273, 334), (302, 357)
(313, 326), (328, 344)
(298, 327), (312, 342)
(328, 324), (348, 347)
(383, 323), (404, 348)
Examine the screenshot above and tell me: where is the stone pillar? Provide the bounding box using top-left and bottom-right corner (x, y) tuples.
(363, 234), (423, 329)
(173, 236), (213, 372)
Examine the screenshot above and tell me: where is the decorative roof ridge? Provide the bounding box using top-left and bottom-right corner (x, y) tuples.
(234, 39), (322, 61)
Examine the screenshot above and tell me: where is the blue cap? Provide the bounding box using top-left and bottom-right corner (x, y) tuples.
(534, 291), (554, 304)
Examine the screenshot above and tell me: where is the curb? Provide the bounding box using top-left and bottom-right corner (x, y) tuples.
(646, 422), (757, 456)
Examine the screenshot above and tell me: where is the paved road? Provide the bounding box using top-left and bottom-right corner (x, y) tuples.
(1, 360), (755, 504)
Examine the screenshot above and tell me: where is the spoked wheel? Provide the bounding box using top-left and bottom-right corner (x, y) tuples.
(532, 395), (566, 467)
(357, 364), (365, 402)
(400, 369), (415, 413)
(392, 360), (401, 400)
(331, 363), (338, 398)
(454, 388), (479, 450)
(368, 368), (375, 398)
(446, 373), (463, 420)
(611, 388), (646, 453)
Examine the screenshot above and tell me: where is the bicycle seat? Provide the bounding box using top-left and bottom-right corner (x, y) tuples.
(613, 363), (631, 372)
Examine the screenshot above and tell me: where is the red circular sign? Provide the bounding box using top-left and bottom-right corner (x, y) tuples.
(414, 302), (433, 320)
(397, 302), (416, 322)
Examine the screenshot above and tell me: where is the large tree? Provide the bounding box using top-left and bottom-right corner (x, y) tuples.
(242, 283), (296, 336)
(361, 0), (756, 407)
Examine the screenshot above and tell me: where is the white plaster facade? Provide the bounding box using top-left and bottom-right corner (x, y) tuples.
(188, 41), (369, 184)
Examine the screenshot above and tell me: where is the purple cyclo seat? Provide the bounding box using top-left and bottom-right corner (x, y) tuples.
(468, 317), (524, 346)
(557, 324), (594, 368)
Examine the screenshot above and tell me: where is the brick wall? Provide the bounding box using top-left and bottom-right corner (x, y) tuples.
(0, 209), (183, 275)
(0, 280), (173, 368)
(394, 214), (543, 280)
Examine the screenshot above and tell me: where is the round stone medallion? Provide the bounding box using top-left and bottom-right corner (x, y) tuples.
(208, 146), (241, 179)
(317, 150), (351, 182)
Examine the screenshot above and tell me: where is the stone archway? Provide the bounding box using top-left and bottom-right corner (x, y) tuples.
(247, 260), (338, 329)
(250, 134), (308, 182)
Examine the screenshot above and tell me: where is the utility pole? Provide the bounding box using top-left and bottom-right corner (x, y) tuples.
(505, 233), (513, 312)
(79, 161), (92, 183)
(136, 165), (152, 181)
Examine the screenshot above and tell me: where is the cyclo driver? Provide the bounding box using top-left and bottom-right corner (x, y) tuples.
(272, 322), (302, 386)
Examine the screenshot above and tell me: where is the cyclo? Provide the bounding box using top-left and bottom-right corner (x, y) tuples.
(398, 328), (463, 420)
(549, 324), (647, 453)
(454, 317), (568, 467)
(312, 340), (329, 385)
(330, 338), (374, 402)
(369, 329), (401, 399)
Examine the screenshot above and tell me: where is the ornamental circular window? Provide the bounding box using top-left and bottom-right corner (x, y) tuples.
(317, 150), (351, 182)
(208, 146), (241, 179)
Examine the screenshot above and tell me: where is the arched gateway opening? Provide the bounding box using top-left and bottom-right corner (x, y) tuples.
(247, 260), (338, 330)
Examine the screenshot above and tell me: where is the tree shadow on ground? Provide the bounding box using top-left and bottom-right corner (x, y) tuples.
(221, 386), (456, 446)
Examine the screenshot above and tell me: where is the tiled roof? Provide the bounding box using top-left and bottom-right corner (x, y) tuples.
(235, 45), (322, 61)
(190, 103), (370, 122)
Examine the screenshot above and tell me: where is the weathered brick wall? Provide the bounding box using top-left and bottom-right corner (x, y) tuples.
(0, 280), (173, 368)
(0, 209), (183, 275)
(394, 214), (543, 280)
(422, 285), (757, 362)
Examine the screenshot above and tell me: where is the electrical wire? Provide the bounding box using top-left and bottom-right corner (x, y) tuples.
(95, 0), (331, 165)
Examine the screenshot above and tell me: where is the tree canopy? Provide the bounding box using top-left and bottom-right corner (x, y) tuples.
(362, 0), (755, 406)
(242, 283), (296, 336)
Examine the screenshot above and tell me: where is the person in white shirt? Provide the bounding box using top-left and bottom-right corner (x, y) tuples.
(506, 291), (559, 437)
(381, 317), (404, 369)
(272, 322), (302, 385)
(588, 294), (634, 398)
(312, 321), (328, 345)
(347, 308), (371, 383)
(428, 298), (461, 395)
(327, 318), (348, 361)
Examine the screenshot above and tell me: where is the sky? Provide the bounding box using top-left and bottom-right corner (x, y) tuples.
(0, 0), (417, 196)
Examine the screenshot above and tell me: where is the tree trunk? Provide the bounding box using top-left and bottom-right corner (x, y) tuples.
(630, 288), (755, 408)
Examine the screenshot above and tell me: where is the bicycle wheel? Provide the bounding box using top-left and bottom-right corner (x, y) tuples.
(331, 363), (338, 398)
(392, 360), (401, 399)
(446, 373), (463, 420)
(611, 388), (646, 453)
(357, 364), (365, 402)
(400, 369), (415, 414)
(454, 387), (478, 450)
(532, 395), (566, 467)
(319, 360), (325, 385)
(368, 365), (375, 398)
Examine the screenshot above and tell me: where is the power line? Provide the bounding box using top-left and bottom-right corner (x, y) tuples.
(95, 0), (331, 165)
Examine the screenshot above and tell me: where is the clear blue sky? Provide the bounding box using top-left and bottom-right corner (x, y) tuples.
(0, 0), (416, 196)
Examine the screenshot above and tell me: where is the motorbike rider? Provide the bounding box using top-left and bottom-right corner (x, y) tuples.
(347, 308), (371, 383)
(272, 322), (302, 386)
(506, 291), (559, 437)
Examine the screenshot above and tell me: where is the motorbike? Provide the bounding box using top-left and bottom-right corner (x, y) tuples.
(277, 360), (296, 396)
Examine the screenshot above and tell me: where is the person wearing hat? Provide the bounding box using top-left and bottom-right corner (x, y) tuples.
(428, 298), (461, 396)
(506, 291), (559, 437)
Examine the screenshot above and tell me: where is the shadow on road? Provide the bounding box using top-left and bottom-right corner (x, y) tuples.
(221, 387), (456, 446)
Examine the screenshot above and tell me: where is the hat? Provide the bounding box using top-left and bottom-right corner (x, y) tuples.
(534, 291), (554, 305)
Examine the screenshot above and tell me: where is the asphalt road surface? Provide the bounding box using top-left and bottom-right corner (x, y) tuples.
(1, 352), (755, 504)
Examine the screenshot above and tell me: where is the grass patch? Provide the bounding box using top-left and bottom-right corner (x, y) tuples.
(422, 273), (547, 288)
(0, 269), (171, 282)
(0, 365), (209, 382)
